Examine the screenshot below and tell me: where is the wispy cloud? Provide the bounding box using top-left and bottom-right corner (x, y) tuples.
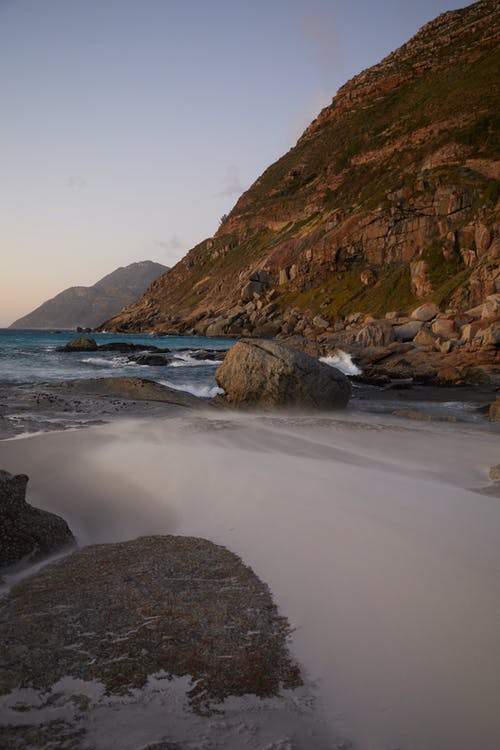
(68, 175), (87, 191)
(155, 235), (184, 263)
(300, 8), (342, 79)
(217, 165), (244, 197)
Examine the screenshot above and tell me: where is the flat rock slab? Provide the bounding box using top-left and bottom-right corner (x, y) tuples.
(53, 377), (208, 408)
(0, 536), (301, 722)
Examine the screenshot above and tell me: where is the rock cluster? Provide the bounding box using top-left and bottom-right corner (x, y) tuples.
(0, 470), (75, 569)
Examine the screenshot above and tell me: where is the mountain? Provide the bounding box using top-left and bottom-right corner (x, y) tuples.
(10, 261), (169, 329)
(104, 0), (499, 336)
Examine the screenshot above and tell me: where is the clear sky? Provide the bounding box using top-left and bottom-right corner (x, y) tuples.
(0, 0), (471, 325)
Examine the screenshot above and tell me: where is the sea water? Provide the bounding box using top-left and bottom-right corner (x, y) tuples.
(0, 329), (234, 397)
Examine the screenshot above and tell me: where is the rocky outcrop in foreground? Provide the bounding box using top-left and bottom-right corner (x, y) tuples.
(0, 470), (75, 569)
(215, 338), (351, 409)
(0, 535), (308, 748)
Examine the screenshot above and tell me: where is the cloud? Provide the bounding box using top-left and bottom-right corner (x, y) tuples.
(155, 235), (184, 263)
(218, 165), (244, 197)
(300, 8), (342, 78)
(68, 175), (87, 191)
(156, 234), (182, 252)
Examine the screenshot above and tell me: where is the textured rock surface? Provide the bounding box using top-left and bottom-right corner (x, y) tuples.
(0, 535), (302, 746)
(0, 470), (75, 569)
(215, 339), (351, 409)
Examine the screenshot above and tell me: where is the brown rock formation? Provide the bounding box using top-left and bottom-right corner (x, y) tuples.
(102, 1), (499, 337)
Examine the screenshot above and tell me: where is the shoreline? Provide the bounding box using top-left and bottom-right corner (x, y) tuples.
(1, 409), (500, 748)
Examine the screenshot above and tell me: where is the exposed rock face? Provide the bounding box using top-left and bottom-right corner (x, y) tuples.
(0, 470), (75, 569)
(10, 261), (168, 330)
(0, 536), (302, 745)
(215, 339), (351, 409)
(101, 2), (499, 336)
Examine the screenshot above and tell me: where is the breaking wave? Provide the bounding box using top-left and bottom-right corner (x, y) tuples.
(319, 350), (362, 376)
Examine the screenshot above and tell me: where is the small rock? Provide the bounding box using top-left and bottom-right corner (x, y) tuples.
(489, 398), (500, 422)
(489, 464), (500, 481)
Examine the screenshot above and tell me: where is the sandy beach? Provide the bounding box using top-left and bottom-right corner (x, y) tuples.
(1, 408), (499, 749)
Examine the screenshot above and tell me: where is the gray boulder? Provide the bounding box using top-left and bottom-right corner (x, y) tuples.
(215, 338), (351, 409)
(0, 470), (75, 569)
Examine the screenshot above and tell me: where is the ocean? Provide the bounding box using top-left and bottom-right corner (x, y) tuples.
(0, 328), (492, 428)
(0, 329), (235, 398)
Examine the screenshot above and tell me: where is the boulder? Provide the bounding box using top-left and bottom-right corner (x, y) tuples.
(393, 320), (424, 341)
(61, 336), (98, 351)
(215, 339), (351, 409)
(411, 303), (439, 322)
(0, 470), (75, 569)
(356, 323), (395, 347)
(312, 315), (330, 329)
(482, 294), (500, 319)
(431, 317), (456, 339)
(413, 328), (440, 349)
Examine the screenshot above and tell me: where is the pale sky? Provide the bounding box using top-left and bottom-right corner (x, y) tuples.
(0, 0), (470, 325)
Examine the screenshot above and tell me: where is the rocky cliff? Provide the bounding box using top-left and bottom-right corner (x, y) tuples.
(103, 0), (499, 337)
(10, 261), (168, 329)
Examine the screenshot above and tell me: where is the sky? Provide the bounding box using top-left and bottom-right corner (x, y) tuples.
(0, 0), (471, 326)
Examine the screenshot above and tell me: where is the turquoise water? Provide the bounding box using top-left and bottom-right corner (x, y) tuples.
(0, 329), (234, 396)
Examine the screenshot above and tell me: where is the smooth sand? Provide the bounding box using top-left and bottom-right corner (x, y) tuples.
(1, 410), (499, 750)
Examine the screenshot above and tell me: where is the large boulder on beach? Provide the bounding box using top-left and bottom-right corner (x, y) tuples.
(0, 535), (303, 746)
(0, 470), (75, 569)
(215, 338), (351, 409)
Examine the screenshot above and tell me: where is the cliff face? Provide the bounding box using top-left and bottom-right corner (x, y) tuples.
(105, 0), (499, 335)
(10, 261), (168, 329)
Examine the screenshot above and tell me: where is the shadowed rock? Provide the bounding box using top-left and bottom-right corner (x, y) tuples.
(0, 470), (75, 569)
(215, 338), (351, 409)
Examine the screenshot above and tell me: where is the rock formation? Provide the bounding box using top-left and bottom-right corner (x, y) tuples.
(101, 1), (499, 337)
(0, 470), (75, 569)
(10, 260), (168, 329)
(0, 535), (303, 747)
(215, 339), (351, 409)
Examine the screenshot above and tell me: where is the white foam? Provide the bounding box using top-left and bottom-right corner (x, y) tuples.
(159, 379), (223, 398)
(320, 350), (361, 376)
(170, 352), (219, 367)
